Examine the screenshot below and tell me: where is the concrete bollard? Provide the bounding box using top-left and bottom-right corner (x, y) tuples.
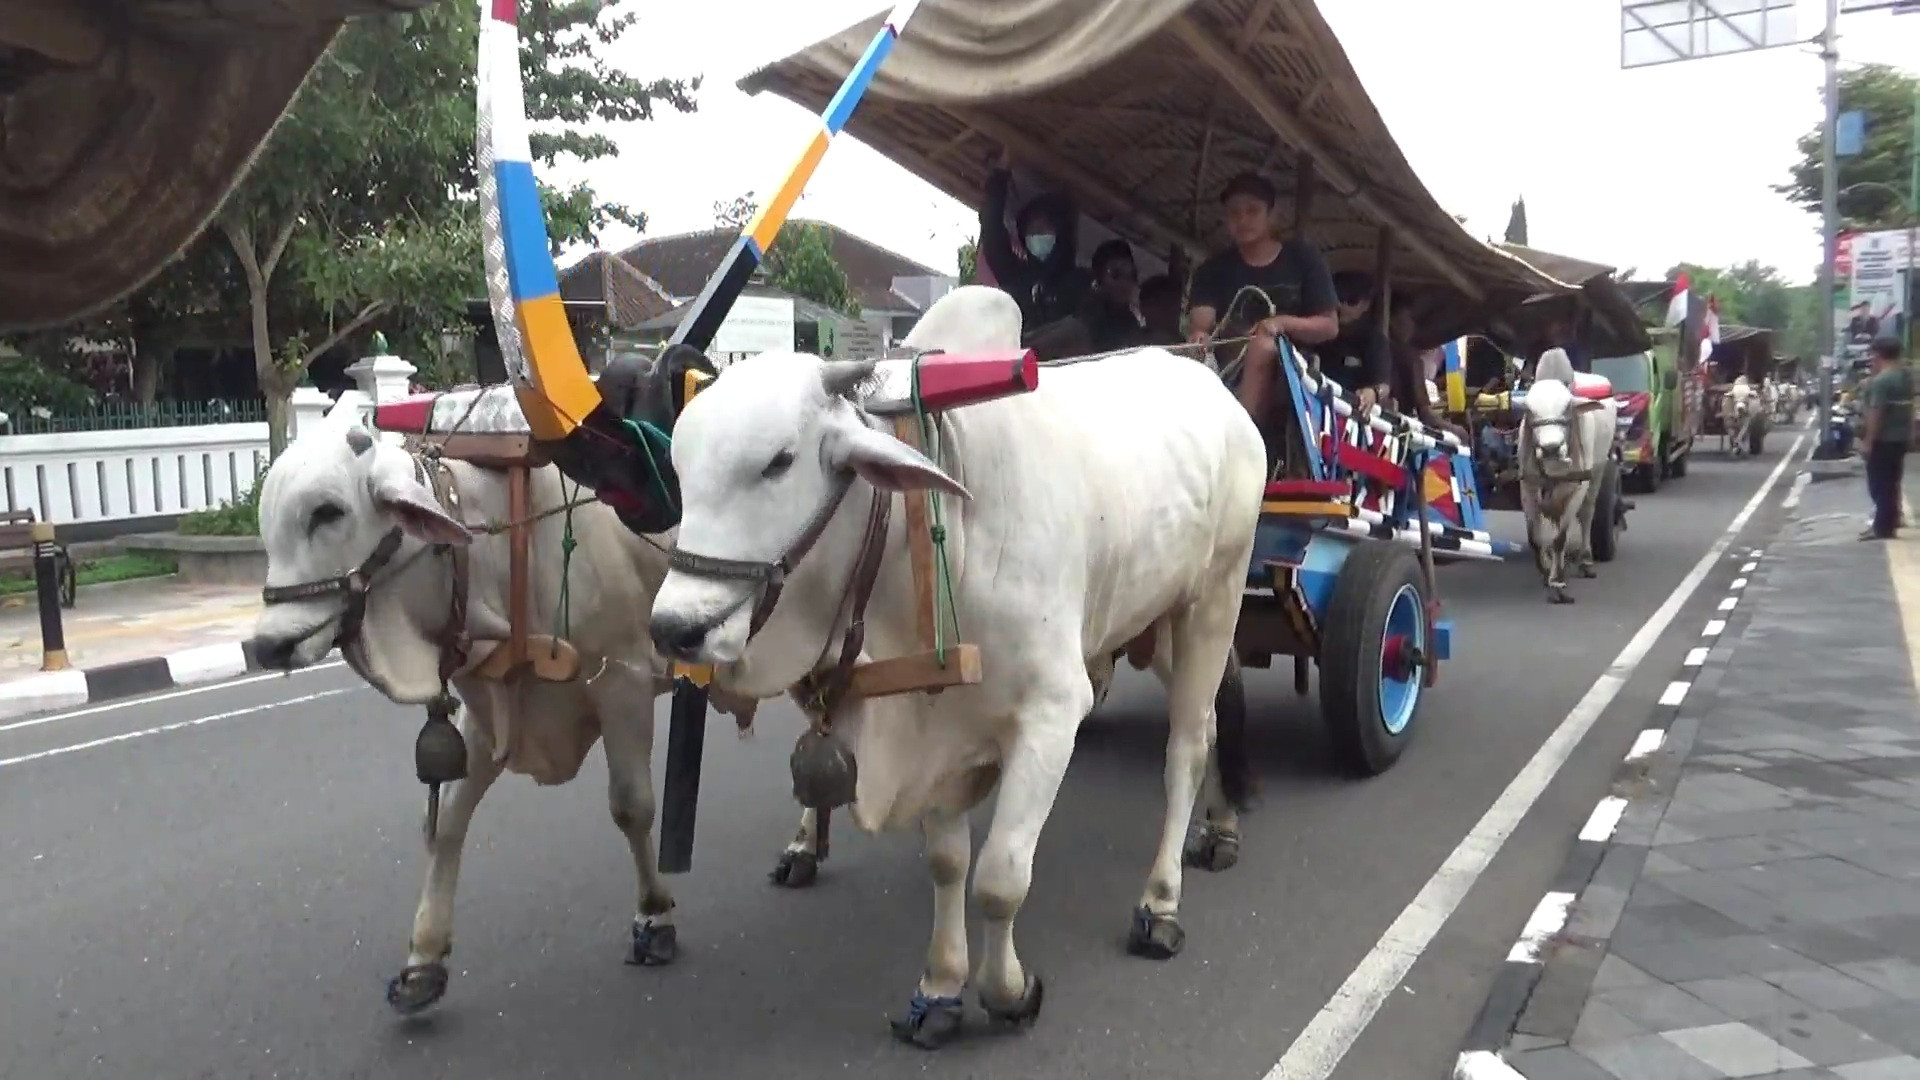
(32, 521), (67, 671)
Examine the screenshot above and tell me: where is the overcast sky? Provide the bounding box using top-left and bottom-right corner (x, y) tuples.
(556, 0), (1920, 285)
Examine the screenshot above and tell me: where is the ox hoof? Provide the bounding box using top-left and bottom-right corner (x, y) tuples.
(1576, 564), (1597, 579)
(889, 991), (966, 1049)
(1183, 825), (1240, 873)
(625, 919), (677, 967)
(1548, 588), (1575, 605)
(385, 962), (449, 1015)
(1126, 906), (1186, 960)
(980, 973), (1045, 1028)
(769, 850), (819, 889)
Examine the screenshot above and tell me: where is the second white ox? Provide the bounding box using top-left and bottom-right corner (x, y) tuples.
(1518, 349), (1619, 604)
(648, 285), (1266, 1047)
(249, 417), (764, 1015)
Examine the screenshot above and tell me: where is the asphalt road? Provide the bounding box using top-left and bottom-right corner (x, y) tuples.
(0, 436), (1810, 1080)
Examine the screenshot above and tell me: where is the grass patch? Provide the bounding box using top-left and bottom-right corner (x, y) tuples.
(178, 472), (264, 538)
(0, 552), (177, 597)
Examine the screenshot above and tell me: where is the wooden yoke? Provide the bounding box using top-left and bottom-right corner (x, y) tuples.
(416, 432), (580, 684)
(836, 417), (982, 701)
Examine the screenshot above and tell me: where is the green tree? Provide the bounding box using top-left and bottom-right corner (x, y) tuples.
(1664, 260), (1822, 358)
(1779, 63), (1919, 229)
(220, 1), (697, 455)
(1504, 197), (1529, 246)
(957, 238), (979, 284)
(769, 224), (861, 317)
(714, 192), (757, 231)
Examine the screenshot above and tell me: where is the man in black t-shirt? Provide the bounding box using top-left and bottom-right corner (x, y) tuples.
(1318, 271), (1391, 405)
(1186, 172), (1340, 433)
(1078, 238), (1150, 353)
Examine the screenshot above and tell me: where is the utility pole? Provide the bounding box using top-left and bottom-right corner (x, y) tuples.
(1909, 84), (1917, 359)
(1813, 0), (1844, 457)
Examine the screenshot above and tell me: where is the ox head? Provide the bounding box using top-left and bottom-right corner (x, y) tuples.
(251, 422), (469, 698)
(1523, 377), (1578, 462)
(646, 351), (971, 684)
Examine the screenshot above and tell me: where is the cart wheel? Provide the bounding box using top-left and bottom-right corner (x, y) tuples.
(1319, 542), (1426, 778)
(57, 548), (77, 609)
(1591, 462), (1620, 565)
(1669, 449), (1688, 478)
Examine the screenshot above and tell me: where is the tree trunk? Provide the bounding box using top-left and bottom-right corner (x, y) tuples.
(264, 388), (292, 462)
(248, 284), (289, 457)
(130, 339), (172, 405)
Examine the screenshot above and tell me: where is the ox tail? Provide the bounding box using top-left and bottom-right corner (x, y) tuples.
(1214, 652), (1255, 811)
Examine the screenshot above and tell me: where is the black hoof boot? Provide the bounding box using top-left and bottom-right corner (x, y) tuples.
(769, 850), (819, 888)
(1576, 564), (1597, 579)
(980, 973), (1044, 1028)
(1183, 825), (1240, 873)
(1549, 587), (1575, 605)
(625, 918), (677, 966)
(386, 962), (449, 1015)
(889, 990), (966, 1049)
(1126, 906), (1186, 960)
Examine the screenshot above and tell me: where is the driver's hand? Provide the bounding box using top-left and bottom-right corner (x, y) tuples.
(1354, 386), (1378, 414)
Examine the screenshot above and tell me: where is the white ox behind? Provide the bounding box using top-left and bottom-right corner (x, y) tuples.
(1518, 349), (1618, 604)
(249, 417), (761, 1015)
(648, 285), (1266, 1047)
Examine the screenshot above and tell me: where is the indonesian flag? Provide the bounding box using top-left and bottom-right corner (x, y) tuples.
(1700, 295), (1720, 367)
(1665, 272), (1690, 327)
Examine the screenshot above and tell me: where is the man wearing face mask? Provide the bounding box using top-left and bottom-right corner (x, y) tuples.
(979, 148), (1094, 344)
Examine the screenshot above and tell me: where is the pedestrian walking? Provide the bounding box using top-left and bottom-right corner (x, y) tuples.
(1858, 336), (1912, 541)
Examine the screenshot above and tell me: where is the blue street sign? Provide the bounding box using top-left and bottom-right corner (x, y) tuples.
(1837, 110), (1866, 157)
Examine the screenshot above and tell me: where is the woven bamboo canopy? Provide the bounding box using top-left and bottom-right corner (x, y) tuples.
(1496, 244), (1653, 360)
(741, 0), (1574, 344)
(0, 0), (433, 332)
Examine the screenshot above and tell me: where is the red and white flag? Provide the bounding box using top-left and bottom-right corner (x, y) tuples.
(1665, 272), (1690, 327)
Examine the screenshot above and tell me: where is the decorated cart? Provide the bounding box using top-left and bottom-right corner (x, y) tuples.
(1700, 325), (1775, 458)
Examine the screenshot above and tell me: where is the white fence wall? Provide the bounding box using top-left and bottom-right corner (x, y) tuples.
(0, 424), (271, 525)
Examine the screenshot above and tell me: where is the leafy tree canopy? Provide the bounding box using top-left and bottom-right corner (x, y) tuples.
(1778, 63), (1919, 230)
(1665, 260), (1821, 358)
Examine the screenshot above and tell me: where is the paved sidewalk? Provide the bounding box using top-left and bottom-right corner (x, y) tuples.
(1462, 470), (1920, 1080)
(0, 576), (260, 683)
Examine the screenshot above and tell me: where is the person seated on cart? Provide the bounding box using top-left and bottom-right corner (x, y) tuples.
(1317, 270), (1392, 406)
(1139, 273), (1184, 345)
(1186, 171), (1340, 470)
(1076, 238), (1152, 352)
(978, 148), (1094, 355)
(1384, 300), (1467, 441)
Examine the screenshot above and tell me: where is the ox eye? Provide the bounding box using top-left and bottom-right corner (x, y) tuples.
(308, 503), (346, 533)
(762, 449), (796, 480)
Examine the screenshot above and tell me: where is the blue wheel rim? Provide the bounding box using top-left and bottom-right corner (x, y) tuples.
(1379, 583), (1423, 736)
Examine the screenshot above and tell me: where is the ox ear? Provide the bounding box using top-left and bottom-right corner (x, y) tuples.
(824, 421), (971, 500)
(367, 460), (471, 547)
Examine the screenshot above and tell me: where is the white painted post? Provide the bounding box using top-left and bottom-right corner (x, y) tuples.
(289, 384), (334, 443)
(344, 351), (418, 404)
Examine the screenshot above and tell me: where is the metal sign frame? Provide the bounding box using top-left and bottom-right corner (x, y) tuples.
(1620, 0), (1800, 69)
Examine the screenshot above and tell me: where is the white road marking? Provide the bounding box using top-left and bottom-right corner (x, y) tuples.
(0, 660), (345, 736)
(0, 687), (357, 768)
(1504, 892), (1577, 963)
(1578, 797), (1628, 843)
(1703, 619), (1727, 637)
(1263, 432), (1805, 1080)
(1782, 471), (1810, 511)
(1453, 1050), (1524, 1080)
(1625, 729), (1666, 761)
(1730, 578), (1748, 590)
(1682, 647), (1710, 667)
(1740, 561), (1758, 573)
(1658, 681), (1691, 707)
(1717, 596), (1738, 612)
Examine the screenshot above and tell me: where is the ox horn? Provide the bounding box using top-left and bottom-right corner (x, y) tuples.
(819, 358), (878, 400)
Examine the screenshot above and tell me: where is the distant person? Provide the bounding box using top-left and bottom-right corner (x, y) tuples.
(1317, 270), (1391, 409)
(1138, 274), (1183, 344)
(1858, 337), (1912, 541)
(1186, 171), (1338, 464)
(978, 147), (1093, 342)
(1079, 238), (1149, 352)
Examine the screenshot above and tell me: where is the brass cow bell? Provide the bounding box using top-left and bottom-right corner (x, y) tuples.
(790, 729), (857, 811)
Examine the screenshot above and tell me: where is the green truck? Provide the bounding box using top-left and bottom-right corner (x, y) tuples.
(1590, 336), (1697, 493)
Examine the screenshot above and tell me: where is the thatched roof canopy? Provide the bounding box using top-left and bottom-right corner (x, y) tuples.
(1495, 244), (1652, 359)
(740, 0), (1571, 343)
(0, 0), (435, 332)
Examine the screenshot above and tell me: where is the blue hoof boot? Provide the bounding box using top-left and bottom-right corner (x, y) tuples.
(890, 990), (965, 1049)
(1126, 906), (1185, 960)
(625, 919), (677, 966)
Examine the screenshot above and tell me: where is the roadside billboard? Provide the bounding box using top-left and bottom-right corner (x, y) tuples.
(1841, 229), (1914, 362)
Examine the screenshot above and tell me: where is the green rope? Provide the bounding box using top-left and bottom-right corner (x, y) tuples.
(617, 417), (678, 512)
(908, 360), (964, 665)
(555, 479), (581, 638)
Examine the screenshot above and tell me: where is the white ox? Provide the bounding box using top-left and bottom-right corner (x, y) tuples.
(1725, 376), (1758, 456)
(647, 285), (1265, 1048)
(1518, 349), (1618, 604)
(249, 418), (766, 1014)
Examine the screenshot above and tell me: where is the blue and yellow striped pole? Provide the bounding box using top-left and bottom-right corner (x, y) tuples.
(670, 1), (922, 350)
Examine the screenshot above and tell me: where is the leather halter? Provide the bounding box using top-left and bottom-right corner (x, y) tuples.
(667, 456), (896, 724)
(260, 454), (471, 683)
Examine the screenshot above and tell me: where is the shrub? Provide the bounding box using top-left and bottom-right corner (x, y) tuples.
(178, 471), (265, 537)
